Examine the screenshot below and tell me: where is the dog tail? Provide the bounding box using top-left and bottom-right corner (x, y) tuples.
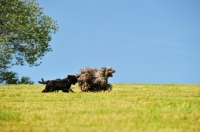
(38, 78), (47, 84)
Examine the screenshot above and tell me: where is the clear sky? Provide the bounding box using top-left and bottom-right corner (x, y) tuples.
(12, 0), (200, 84)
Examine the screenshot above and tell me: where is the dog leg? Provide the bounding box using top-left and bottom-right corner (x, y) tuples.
(62, 89), (69, 93)
(42, 84), (50, 93)
(49, 88), (55, 92)
(69, 88), (74, 93)
(42, 89), (48, 93)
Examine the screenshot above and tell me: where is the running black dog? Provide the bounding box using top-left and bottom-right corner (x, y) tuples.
(38, 75), (77, 93)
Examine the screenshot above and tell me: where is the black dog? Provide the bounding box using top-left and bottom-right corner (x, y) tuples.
(38, 75), (77, 93)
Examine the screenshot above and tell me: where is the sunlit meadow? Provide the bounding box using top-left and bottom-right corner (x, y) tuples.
(0, 84), (200, 132)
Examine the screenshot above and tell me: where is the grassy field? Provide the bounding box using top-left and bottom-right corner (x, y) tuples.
(0, 84), (200, 132)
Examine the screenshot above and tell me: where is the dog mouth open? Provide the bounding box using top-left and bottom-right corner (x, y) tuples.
(108, 70), (115, 77)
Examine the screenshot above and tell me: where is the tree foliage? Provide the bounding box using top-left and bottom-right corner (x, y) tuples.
(0, 0), (58, 83)
(0, 71), (34, 84)
(19, 76), (34, 84)
(1, 71), (18, 84)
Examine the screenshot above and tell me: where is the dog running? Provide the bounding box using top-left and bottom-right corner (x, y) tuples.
(38, 75), (77, 93)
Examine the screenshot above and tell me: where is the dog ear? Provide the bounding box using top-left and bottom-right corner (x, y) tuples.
(101, 67), (106, 71)
(67, 75), (72, 78)
(102, 67), (107, 71)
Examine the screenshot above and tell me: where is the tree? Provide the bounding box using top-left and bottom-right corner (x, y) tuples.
(0, 71), (34, 84)
(0, 0), (58, 83)
(1, 71), (19, 84)
(19, 76), (34, 84)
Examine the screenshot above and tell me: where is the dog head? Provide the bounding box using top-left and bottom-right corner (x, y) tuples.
(101, 67), (115, 78)
(67, 75), (78, 85)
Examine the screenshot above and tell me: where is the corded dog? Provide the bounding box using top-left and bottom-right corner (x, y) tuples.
(76, 67), (115, 92)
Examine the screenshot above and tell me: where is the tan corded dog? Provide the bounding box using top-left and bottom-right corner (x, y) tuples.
(76, 67), (115, 92)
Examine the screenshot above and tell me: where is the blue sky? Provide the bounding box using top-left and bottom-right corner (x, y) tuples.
(12, 0), (200, 84)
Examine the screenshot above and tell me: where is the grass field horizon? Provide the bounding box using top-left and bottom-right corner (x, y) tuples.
(0, 84), (200, 132)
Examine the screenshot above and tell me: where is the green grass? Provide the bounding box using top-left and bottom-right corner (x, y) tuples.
(0, 84), (200, 132)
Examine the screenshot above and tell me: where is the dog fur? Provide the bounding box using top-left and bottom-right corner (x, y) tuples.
(76, 67), (115, 92)
(38, 75), (77, 93)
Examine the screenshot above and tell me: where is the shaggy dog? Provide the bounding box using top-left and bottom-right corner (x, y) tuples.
(38, 75), (77, 93)
(76, 67), (115, 92)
